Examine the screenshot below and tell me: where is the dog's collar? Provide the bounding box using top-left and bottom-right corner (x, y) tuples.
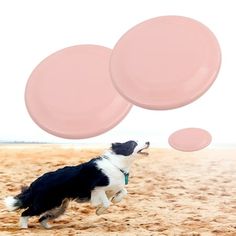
(101, 155), (129, 185)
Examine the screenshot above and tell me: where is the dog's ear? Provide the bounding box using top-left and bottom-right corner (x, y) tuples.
(111, 142), (121, 150)
(111, 143), (121, 153)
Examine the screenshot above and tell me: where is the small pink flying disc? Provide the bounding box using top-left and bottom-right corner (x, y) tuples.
(168, 128), (212, 152)
(25, 45), (132, 139)
(110, 16), (221, 110)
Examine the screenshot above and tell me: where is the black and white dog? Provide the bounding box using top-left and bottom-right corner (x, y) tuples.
(4, 140), (150, 229)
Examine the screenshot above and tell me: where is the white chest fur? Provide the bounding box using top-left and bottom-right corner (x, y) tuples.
(90, 152), (135, 212)
(96, 158), (126, 190)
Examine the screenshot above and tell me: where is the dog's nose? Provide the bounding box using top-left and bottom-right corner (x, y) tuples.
(146, 141), (150, 146)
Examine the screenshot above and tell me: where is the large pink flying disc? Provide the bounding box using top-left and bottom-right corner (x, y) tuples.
(110, 16), (221, 110)
(25, 45), (132, 139)
(168, 128), (212, 152)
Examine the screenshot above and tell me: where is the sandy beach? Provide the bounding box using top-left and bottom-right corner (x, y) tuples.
(0, 145), (235, 236)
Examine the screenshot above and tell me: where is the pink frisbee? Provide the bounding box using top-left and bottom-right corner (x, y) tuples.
(25, 45), (132, 139)
(168, 128), (212, 152)
(110, 16), (221, 110)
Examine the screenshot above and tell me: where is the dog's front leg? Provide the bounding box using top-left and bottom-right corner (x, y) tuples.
(91, 189), (110, 215)
(111, 188), (128, 203)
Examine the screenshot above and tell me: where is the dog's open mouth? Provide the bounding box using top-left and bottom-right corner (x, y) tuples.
(137, 149), (149, 155)
(137, 143), (150, 156)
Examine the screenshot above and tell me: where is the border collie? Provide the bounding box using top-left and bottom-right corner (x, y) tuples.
(4, 140), (150, 229)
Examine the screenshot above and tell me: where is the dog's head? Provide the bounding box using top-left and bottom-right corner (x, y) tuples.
(111, 140), (150, 157)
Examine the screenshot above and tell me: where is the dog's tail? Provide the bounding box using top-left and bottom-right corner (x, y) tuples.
(4, 196), (22, 211)
(4, 186), (30, 211)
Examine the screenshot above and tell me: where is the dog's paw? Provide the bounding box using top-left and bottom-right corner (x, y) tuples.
(96, 206), (108, 216)
(19, 217), (29, 229)
(111, 195), (122, 203)
(40, 220), (52, 229)
(20, 226), (28, 229)
(111, 189), (127, 203)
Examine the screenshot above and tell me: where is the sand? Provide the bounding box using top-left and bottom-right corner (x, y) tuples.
(0, 145), (235, 236)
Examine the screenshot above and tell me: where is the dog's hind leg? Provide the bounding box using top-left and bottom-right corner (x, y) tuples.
(39, 199), (69, 229)
(19, 216), (30, 229)
(20, 207), (43, 229)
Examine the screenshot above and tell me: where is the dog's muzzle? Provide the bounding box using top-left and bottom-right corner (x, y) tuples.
(137, 142), (150, 156)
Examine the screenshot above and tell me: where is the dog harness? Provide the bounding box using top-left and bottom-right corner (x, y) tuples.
(101, 155), (129, 185)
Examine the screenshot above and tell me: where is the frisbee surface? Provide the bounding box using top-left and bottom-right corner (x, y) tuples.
(110, 16), (221, 110)
(25, 45), (132, 139)
(168, 128), (212, 152)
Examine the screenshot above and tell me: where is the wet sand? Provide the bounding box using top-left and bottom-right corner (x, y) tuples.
(0, 145), (235, 236)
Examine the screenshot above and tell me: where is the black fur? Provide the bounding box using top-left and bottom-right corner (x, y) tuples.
(111, 141), (138, 156)
(14, 157), (109, 217)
